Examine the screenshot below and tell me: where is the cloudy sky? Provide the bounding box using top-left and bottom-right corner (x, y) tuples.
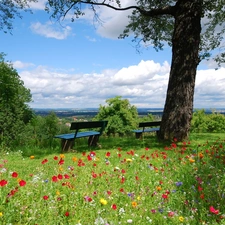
(1, 1), (225, 109)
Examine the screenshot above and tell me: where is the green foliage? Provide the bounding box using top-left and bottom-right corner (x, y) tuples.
(0, 0), (37, 33)
(191, 109), (225, 133)
(23, 112), (61, 148)
(0, 55), (33, 148)
(139, 113), (155, 122)
(94, 96), (138, 136)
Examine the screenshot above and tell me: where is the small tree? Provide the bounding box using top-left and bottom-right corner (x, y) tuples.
(95, 96), (138, 136)
(0, 54), (33, 147)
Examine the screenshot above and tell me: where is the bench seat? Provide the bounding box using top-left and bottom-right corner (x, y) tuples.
(55, 131), (100, 140)
(133, 127), (160, 133)
(133, 121), (161, 138)
(54, 121), (107, 152)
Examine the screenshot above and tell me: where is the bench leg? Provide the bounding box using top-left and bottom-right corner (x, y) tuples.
(88, 135), (99, 147)
(135, 133), (143, 139)
(61, 139), (74, 152)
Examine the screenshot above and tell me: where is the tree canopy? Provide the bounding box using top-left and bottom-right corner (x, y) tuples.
(0, 54), (33, 147)
(45, 0), (225, 66)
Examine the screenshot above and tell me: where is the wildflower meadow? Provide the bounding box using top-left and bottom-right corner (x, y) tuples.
(0, 135), (225, 224)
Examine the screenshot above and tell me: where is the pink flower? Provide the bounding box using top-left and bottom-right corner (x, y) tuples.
(209, 206), (219, 215)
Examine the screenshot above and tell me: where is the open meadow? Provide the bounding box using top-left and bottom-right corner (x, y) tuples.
(1, 133), (225, 224)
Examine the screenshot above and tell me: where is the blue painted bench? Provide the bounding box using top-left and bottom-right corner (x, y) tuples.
(55, 121), (108, 151)
(133, 121), (161, 138)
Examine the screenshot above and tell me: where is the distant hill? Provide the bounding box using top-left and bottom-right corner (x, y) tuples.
(32, 108), (225, 118)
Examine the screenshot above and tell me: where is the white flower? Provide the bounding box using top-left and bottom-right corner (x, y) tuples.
(127, 219), (133, 223)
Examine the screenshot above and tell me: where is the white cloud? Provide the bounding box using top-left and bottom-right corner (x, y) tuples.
(29, 0), (47, 10)
(19, 60), (225, 109)
(13, 61), (35, 69)
(30, 21), (72, 39)
(79, 0), (136, 39)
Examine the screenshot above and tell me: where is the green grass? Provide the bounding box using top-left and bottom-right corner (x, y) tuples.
(1, 133), (225, 224)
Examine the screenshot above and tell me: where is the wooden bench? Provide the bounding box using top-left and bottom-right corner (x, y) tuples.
(133, 121), (161, 139)
(55, 121), (108, 151)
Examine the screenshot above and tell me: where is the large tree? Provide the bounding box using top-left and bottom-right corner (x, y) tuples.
(44, 0), (225, 141)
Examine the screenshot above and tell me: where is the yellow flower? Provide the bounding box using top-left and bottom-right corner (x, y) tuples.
(0, 212), (3, 217)
(30, 155), (35, 159)
(137, 196), (141, 201)
(189, 158), (195, 163)
(156, 186), (162, 191)
(58, 166), (64, 171)
(126, 158), (132, 163)
(72, 156), (77, 162)
(100, 198), (107, 205)
(56, 190), (60, 196)
(60, 154), (65, 159)
(132, 201), (138, 207)
(179, 216), (184, 222)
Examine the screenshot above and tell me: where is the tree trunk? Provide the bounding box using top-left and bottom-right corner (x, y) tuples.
(158, 0), (202, 141)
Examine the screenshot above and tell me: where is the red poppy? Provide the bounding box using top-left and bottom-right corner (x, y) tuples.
(43, 195), (49, 200)
(57, 174), (63, 180)
(0, 179), (8, 186)
(54, 156), (58, 160)
(106, 152), (110, 157)
(162, 193), (168, 199)
(120, 188), (124, 193)
(87, 155), (92, 161)
(64, 174), (70, 179)
(41, 159), (48, 164)
(19, 180), (26, 187)
(52, 176), (58, 182)
(107, 190), (112, 195)
(58, 158), (64, 165)
(64, 211), (69, 217)
(111, 204), (117, 210)
(12, 172), (18, 178)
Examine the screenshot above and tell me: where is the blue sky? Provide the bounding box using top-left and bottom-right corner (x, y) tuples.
(1, 0), (225, 109)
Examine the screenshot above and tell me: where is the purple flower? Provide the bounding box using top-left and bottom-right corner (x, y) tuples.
(175, 181), (183, 187)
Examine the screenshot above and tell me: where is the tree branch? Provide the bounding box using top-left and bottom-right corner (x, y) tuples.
(66, 1), (176, 17)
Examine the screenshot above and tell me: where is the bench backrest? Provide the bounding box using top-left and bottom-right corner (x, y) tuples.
(139, 121), (161, 132)
(70, 121), (108, 138)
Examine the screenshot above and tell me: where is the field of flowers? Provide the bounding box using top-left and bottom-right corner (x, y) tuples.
(0, 137), (225, 224)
